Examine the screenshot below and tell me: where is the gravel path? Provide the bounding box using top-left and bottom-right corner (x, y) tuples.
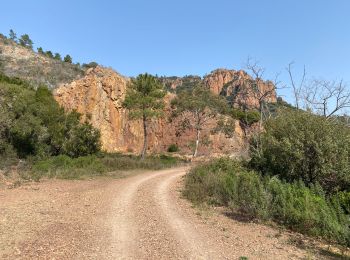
(0, 167), (336, 259)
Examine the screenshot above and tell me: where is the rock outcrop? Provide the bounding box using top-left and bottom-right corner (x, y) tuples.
(160, 69), (277, 110)
(203, 69), (238, 95)
(203, 69), (277, 109)
(54, 67), (246, 156)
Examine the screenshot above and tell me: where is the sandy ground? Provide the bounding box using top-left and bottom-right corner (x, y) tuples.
(0, 167), (344, 259)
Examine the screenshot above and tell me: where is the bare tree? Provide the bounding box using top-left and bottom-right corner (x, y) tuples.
(245, 58), (282, 129)
(305, 79), (350, 118)
(286, 62), (306, 109)
(170, 86), (227, 157)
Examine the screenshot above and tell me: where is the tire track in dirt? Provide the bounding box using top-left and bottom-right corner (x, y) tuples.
(155, 171), (212, 259)
(126, 167), (215, 259)
(110, 168), (189, 259)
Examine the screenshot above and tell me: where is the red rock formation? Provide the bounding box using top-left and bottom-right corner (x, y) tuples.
(204, 69), (277, 109)
(203, 69), (237, 95)
(54, 66), (246, 156)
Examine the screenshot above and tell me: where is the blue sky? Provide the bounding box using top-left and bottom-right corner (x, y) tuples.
(1, 0), (350, 101)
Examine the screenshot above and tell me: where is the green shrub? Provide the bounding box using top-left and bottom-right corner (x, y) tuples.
(250, 109), (350, 193)
(62, 123), (101, 158)
(31, 153), (183, 179)
(167, 144), (179, 153)
(82, 61), (98, 69)
(32, 154), (105, 179)
(184, 158), (245, 205)
(231, 108), (260, 126)
(0, 75), (101, 160)
(230, 171), (270, 219)
(184, 158), (350, 246)
(267, 179), (348, 243)
(331, 191), (350, 215)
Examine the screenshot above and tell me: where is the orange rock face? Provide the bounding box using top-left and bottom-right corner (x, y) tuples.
(54, 66), (272, 156)
(203, 69), (238, 95)
(203, 69), (277, 109)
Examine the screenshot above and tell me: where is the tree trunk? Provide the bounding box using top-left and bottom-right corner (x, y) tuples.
(259, 101), (263, 130)
(193, 129), (200, 157)
(141, 114), (147, 160)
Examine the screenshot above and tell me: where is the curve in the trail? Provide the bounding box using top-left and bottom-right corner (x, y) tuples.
(110, 168), (190, 259)
(156, 171), (212, 259)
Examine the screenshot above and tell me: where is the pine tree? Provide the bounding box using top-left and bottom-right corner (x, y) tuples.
(54, 53), (62, 61)
(9, 29), (17, 41)
(123, 74), (165, 159)
(63, 54), (72, 63)
(45, 51), (54, 58)
(19, 34), (33, 49)
(37, 47), (44, 54)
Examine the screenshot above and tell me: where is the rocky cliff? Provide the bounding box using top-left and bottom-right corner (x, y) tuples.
(54, 67), (246, 156)
(160, 69), (276, 110)
(203, 69), (277, 109)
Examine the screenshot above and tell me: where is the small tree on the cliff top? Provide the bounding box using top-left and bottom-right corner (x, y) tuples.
(64, 54), (72, 63)
(19, 34), (33, 49)
(171, 86), (227, 157)
(9, 29), (17, 41)
(123, 73), (165, 159)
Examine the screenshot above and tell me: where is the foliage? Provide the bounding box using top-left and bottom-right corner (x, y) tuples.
(0, 74), (101, 166)
(159, 75), (202, 93)
(171, 86), (228, 156)
(331, 191), (350, 215)
(230, 108), (260, 126)
(62, 122), (101, 158)
(171, 86), (227, 119)
(18, 34), (33, 49)
(250, 109), (350, 193)
(54, 53), (61, 61)
(184, 158), (350, 246)
(0, 72), (31, 87)
(214, 108), (259, 138)
(37, 47), (44, 54)
(123, 74), (166, 119)
(63, 54), (72, 63)
(31, 153), (183, 179)
(45, 50), (54, 58)
(167, 144), (179, 153)
(123, 73), (166, 158)
(9, 29), (17, 41)
(266, 97), (296, 116)
(82, 61), (98, 69)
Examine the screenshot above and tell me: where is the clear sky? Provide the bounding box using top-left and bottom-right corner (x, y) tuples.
(1, 0), (350, 100)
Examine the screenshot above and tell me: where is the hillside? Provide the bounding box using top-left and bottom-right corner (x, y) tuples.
(0, 34), (277, 157)
(0, 33), (276, 108)
(0, 34), (85, 88)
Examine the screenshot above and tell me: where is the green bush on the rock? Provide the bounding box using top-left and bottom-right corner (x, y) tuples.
(167, 144), (179, 153)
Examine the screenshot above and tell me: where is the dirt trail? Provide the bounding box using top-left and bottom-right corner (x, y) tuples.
(0, 168), (333, 259)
